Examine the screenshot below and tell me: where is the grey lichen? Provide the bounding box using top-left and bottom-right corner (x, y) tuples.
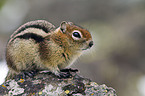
(42, 84), (64, 95)
(8, 80), (24, 95)
(0, 71), (117, 96)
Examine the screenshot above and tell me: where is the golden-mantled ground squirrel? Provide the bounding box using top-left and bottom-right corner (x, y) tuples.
(5, 20), (93, 80)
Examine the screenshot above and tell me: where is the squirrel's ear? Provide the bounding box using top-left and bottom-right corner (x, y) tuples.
(60, 21), (67, 33)
(68, 22), (73, 25)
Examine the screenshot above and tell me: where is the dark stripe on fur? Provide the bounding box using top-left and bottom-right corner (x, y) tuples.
(17, 24), (50, 34)
(62, 53), (67, 61)
(16, 33), (44, 43)
(11, 20), (55, 38)
(66, 53), (70, 60)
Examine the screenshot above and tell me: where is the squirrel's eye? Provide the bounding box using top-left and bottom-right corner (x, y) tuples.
(72, 30), (82, 40)
(73, 32), (81, 38)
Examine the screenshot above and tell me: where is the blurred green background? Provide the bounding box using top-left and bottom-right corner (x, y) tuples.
(1, 0), (145, 96)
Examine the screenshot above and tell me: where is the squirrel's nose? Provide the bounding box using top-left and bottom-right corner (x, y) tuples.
(89, 41), (93, 48)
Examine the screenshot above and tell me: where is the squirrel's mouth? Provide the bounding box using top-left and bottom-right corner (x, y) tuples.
(82, 47), (90, 50)
(82, 49), (88, 50)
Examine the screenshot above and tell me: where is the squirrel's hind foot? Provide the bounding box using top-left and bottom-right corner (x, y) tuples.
(15, 70), (39, 80)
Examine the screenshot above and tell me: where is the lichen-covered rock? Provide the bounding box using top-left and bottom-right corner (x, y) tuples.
(0, 71), (117, 96)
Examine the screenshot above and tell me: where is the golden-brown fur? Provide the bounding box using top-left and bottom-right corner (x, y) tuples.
(5, 20), (93, 80)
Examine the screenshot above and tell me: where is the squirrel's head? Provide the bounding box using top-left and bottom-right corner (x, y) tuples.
(58, 21), (93, 51)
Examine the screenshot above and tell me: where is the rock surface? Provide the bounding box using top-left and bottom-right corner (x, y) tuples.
(0, 70), (117, 96)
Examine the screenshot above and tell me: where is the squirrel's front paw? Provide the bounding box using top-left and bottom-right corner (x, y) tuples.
(60, 68), (78, 73)
(57, 71), (72, 79)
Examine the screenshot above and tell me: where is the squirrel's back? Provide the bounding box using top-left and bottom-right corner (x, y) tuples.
(10, 20), (55, 38)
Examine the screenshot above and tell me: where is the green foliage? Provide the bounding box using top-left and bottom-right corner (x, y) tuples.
(0, 0), (7, 10)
